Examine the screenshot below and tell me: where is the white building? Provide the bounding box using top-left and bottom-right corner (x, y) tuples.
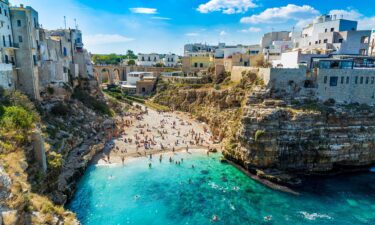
(126, 72), (154, 85)
(272, 50), (328, 68)
(162, 54), (179, 67)
(370, 28), (375, 56)
(137, 53), (160, 67)
(0, 0), (16, 90)
(294, 15), (371, 55)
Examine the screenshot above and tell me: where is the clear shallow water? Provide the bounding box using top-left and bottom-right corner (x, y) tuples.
(68, 151), (375, 225)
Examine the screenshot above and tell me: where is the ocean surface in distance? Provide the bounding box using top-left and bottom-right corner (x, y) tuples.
(67, 151), (375, 225)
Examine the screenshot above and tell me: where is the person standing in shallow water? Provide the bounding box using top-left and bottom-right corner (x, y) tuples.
(148, 163), (152, 168)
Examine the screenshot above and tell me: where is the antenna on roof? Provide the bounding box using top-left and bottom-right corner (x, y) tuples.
(74, 18), (78, 30)
(64, 16), (67, 29)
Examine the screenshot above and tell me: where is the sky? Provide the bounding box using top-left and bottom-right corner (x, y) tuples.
(10, 0), (375, 55)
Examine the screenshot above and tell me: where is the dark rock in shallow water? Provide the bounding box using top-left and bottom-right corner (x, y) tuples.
(201, 170), (209, 175)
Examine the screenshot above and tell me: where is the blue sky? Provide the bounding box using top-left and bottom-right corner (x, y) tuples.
(11, 0), (375, 55)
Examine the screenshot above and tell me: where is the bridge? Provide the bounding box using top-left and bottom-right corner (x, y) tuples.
(93, 65), (126, 84)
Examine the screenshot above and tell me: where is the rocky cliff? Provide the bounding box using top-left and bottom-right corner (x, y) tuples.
(227, 89), (375, 178)
(0, 80), (126, 224)
(154, 75), (375, 184)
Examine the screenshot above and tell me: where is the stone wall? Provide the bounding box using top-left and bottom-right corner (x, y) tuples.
(258, 68), (307, 92)
(231, 66), (259, 82)
(317, 69), (375, 105)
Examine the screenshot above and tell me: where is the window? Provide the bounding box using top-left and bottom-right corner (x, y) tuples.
(338, 39), (343, 43)
(200, 63), (203, 68)
(360, 36), (369, 44)
(309, 42), (311, 46)
(355, 76), (358, 84)
(194, 63), (198, 68)
(33, 55), (37, 66)
(329, 76), (338, 86)
(2, 35), (5, 47)
(18, 36), (22, 43)
(5, 55), (8, 64)
(359, 49), (367, 55)
(360, 77), (363, 84)
(4, 10), (7, 17)
(325, 28), (328, 33)
(324, 76), (328, 84)
(371, 77), (375, 84)
(346, 77), (350, 84)
(17, 20), (21, 27)
(366, 77), (369, 84)
(141, 56), (144, 61)
(341, 76), (344, 84)
(330, 28), (334, 32)
(315, 41), (318, 44)
(319, 40), (321, 44)
(323, 39), (328, 43)
(63, 47), (67, 56)
(0, 7), (2, 14)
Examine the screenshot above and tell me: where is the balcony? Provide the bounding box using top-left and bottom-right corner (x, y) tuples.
(2, 42), (19, 49)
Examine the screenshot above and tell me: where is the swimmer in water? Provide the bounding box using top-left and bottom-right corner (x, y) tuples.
(211, 215), (219, 222)
(192, 164), (195, 169)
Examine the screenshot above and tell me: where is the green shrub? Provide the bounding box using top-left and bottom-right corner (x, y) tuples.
(72, 89), (112, 116)
(1, 106), (34, 130)
(50, 102), (70, 116)
(47, 151), (63, 170)
(46, 87), (54, 95)
(254, 130), (266, 142)
(214, 84), (220, 90)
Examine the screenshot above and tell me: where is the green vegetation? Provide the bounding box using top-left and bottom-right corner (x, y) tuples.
(92, 50), (137, 65)
(72, 89), (113, 116)
(50, 102), (70, 116)
(254, 130), (266, 142)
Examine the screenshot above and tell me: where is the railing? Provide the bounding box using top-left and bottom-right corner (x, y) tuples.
(2, 42), (19, 48)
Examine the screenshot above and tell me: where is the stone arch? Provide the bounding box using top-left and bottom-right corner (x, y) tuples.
(100, 68), (110, 84)
(113, 68), (121, 84)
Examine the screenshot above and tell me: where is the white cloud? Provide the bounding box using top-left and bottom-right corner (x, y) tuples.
(185, 32), (200, 37)
(151, 16), (171, 20)
(197, 0), (257, 14)
(240, 27), (261, 33)
(84, 34), (134, 45)
(220, 30), (227, 36)
(130, 8), (157, 14)
(240, 4), (319, 24)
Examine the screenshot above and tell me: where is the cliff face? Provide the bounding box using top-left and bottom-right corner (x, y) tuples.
(226, 88), (375, 176)
(154, 79), (375, 180)
(153, 83), (251, 142)
(0, 80), (124, 224)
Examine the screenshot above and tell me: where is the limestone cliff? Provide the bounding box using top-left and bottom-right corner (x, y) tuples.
(154, 76), (375, 184)
(0, 80), (126, 224)
(227, 91), (375, 177)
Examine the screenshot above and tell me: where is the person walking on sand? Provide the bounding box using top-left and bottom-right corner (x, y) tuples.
(159, 154), (163, 163)
(121, 156), (125, 166)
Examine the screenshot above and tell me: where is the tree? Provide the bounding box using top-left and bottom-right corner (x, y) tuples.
(126, 50), (137, 59)
(127, 59), (136, 66)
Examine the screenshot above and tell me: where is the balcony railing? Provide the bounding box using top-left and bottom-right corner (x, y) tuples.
(2, 42), (19, 49)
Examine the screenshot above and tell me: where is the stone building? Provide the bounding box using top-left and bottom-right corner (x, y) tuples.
(182, 52), (214, 74)
(10, 4), (41, 100)
(0, 0), (16, 90)
(162, 53), (178, 67)
(223, 53), (251, 72)
(136, 53), (161, 67)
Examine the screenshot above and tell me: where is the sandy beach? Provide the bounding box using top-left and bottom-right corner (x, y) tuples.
(94, 104), (219, 165)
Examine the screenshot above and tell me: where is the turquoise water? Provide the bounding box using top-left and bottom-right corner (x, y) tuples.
(68, 151), (375, 225)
